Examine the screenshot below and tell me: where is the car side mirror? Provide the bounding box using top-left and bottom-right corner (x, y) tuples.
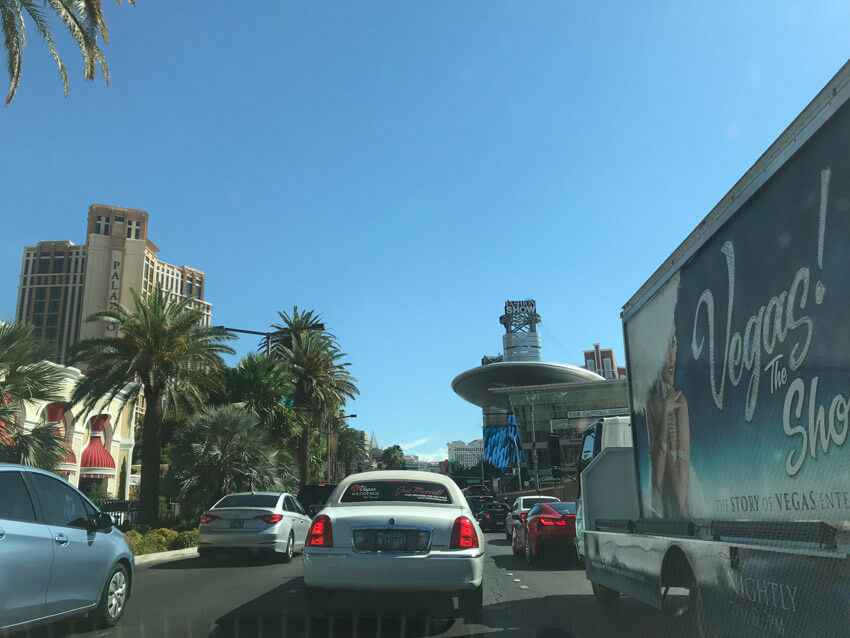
(91, 512), (113, 532)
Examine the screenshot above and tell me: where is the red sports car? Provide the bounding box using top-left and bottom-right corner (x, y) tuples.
(512, 501), (578, 565)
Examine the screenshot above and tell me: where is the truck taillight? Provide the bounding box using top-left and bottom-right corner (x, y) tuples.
(307, 515), (333, 547)
(450, 516), (479, 549)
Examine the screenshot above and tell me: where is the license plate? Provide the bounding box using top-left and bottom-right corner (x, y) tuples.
(230, 519), (244, 529)
(376, 532), (405, 551)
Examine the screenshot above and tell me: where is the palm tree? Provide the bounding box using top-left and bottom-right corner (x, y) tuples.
(1, 0), (133, 107)
(166, 404), (297, 515)
(272, 308), (358, 485)
(0, 322), (67, 470)
(381, 444), (405, 470)
(224, 353), (302, 441)
(69, 284), (236, 524)
(336, 423), (368, 477)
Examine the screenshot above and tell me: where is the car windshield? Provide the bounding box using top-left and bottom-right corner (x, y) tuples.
(550, 502), (577, 515)
(214, 494), (279, 509)
(340, 481), (452, 504)
(3, 5), (845, 637)
(296, 484), (337, 506)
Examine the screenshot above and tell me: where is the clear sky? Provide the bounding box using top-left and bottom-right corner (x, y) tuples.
(2, 2), (849, 462)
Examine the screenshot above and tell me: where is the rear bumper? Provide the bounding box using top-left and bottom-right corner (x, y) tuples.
(303, 549), (484, 592)
(197, 530), (284, 552)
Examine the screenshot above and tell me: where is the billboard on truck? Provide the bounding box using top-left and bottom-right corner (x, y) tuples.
(625, 97), (850, 523)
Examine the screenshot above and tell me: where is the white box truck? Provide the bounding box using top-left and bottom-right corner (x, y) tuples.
(580, 60), (850, 638)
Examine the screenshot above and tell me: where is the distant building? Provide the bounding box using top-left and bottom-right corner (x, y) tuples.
(448, 439), (484, 468)
(582, 343), (626, 379)
(16, 203), (212, 364)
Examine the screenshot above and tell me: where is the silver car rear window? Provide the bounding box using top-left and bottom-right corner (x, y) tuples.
(215, 494), (279, 508)
(340, 481), (453, 504)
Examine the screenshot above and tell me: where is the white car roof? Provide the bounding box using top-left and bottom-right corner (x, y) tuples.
(327, 470), (466, 506)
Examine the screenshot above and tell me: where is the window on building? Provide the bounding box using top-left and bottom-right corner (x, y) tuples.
(38, 255), (50, 274)
(603, 358), (613, 379)
(586, 359), (595, 372)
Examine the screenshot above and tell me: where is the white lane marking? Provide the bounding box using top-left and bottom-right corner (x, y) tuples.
(513, 579), (521, 582)
(519, 585), (529, 590)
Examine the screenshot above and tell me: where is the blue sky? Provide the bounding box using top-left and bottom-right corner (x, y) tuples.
(2, 2), (849, 462)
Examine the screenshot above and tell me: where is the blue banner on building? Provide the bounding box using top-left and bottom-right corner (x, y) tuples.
(484, 415), (523, 468)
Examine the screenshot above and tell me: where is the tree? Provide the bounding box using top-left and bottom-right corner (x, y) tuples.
(0, 322), (67, 470)
(70, 284), (236, 525)
(166, 405), (296, 515)
(336, 421), (368, 478)
(381, 445), (405, 470)
(223, 353), (302, 441)
(272, 308), (358, 485)
(1, 0), (134, 107)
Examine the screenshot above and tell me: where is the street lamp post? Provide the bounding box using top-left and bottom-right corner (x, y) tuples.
(213, 326), (279, 355)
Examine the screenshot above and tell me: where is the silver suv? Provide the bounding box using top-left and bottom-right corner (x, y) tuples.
(0, 463), (134, 632)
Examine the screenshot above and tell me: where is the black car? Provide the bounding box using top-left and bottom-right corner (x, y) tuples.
(466, 495), (494, 516)
(296, 483), (338, 517)
(476, 502), (510, 532)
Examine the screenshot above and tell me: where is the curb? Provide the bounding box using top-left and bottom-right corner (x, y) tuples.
(134, 547), (199, 567)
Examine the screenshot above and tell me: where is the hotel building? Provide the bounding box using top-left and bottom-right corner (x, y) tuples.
(16, 204), (212, 363)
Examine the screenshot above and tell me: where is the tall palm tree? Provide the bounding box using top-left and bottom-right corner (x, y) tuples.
(69, 284), (236, 524)
(336, 423), (368, 478)
(272, 309), (358, 485)
(167, 404), (296, 515)
(1, 0), (133, 107)
(0, 322), (67, 470)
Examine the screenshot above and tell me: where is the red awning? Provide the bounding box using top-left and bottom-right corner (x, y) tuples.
(79, 415), (115, 479)
(46, 403), (76, 473)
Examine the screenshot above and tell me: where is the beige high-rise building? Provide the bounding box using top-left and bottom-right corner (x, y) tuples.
(16, 204), (212, 363)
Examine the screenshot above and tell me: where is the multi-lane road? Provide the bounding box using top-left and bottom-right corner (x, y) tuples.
(19, 534), (690, 638)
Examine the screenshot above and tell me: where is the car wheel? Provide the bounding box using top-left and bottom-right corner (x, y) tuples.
(91, 563), (129, 628)
(460, 585), (483, 623)
(505, 525), (512, 541)
(281, 532), (294, 563)
(524, 535), (535, 565)
(511, 528), (520, 555)
(591, 581), (620, 606)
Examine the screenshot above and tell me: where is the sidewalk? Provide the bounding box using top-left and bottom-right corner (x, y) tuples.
(134, 547), (199, 567)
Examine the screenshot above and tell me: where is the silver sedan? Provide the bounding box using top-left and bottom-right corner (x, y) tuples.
(197, 492), (312, 564)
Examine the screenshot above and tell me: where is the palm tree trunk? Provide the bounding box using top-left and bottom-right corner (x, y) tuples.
(297, 428), (310, 485)
(140, 386), (163, 526)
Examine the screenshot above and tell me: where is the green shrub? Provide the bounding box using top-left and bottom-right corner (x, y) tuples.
(170, 529), (198, 549)
(150, 528), (179, 547)
(129, 532), (161, 556)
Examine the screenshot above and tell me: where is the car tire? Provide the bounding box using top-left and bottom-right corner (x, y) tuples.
(524, 535), (535, 566)
(511, 528), (520, 555)
(591, 581), (620, 606)
(281, 532), (294, 563)
(90, 563), (129, 628)
(460, 585), (483, 624)
(505, 525), (512, 542)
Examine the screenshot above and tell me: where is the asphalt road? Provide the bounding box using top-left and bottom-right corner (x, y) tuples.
(15, 534), (691, 638)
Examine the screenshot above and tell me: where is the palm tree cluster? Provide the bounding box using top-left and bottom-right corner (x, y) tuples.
(1, 289), (362, 525)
